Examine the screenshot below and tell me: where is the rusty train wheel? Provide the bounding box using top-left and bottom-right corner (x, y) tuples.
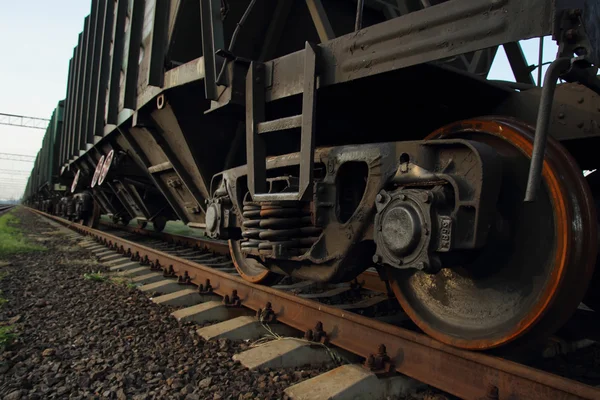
(583, 170), (600, 312)
(388, 116), (597, 350)
(229, 239), (282, 285)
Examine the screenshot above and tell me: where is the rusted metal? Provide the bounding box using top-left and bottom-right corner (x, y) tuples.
(256, 302), (276, 323)
(99, 219), (228, 255)
(363, 344), (393, 376)
(100, 217), (392, 294)
(385, 117), (598, 351)
(303, 321), (328, 344)
(30, 208), (600, 399)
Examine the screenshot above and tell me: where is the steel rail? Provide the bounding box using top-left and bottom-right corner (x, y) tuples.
(98, 219), (389, 294)
(98, 219), (230, 255)
(0, 205), (14, 216)
(30, 208), (600, 400)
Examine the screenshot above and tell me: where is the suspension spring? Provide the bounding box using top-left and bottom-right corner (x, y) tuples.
(240, 200), (322, 256)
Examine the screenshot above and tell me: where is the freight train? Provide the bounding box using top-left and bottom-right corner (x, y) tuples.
(24, 0), (600, 352)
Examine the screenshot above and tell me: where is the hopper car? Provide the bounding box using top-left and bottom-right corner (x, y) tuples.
(24, 0), (600, 351)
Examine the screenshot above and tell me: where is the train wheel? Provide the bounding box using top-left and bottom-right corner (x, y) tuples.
(387, 116), (597, 350)
(583, 170), (600, 311)
(82, 201), (101, 228)
(229, 239), (282, 285)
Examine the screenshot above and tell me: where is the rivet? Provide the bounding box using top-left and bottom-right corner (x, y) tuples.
(578, 97), (585, 104)
(558, 113), (565, 119)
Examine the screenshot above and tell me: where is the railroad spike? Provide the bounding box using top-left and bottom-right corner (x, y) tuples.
(303, 321), (328, 344)
(362, 344), (393, 376)
(198, 279), (213, 294)
(256, 302), (276, 323)
(163, 265), (176, 277)
(223, 289), (241, 307)
(178, 271), (192, 284)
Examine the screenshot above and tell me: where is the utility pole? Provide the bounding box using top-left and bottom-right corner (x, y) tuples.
(0, 113), (49, 130)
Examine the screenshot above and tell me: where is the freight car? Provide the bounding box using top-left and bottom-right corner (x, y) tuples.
(25, 0), (600, 352)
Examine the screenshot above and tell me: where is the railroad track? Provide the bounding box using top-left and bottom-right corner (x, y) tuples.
(29, 208), (600, 400)
(96, 219), (389, 296)
(0, 204), (14, 216)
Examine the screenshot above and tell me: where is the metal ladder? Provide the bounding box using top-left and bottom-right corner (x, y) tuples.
(245, 42), (318, 202)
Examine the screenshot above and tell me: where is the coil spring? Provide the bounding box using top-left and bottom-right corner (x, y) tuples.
(240, 200), (322, 255)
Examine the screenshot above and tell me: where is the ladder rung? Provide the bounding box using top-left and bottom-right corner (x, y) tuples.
(257, 115), (302, 134)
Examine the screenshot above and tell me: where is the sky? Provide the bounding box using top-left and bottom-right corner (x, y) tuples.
(0, 1), (558, 201)
(0, 1), (90, 200)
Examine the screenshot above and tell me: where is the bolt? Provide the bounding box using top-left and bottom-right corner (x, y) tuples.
(421, 192), (431, 203)
(373, 254), (382, 264)
(376, 193), (384, 203)
(346, 232), (352, 240)
(558, 112), (565, 119)
(578, 97), (585, 104)
(399, 194), (406, 201)
(485, 385), (499, 400)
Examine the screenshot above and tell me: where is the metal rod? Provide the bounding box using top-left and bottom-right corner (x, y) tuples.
(537, 36), (544, 86)
(215, 0), (258, 85)
(355, 0), (365, 31)
(524, 57), (571, 202)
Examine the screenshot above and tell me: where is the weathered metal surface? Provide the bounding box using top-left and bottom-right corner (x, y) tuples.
(389, 117), (598, 351)
(266, 0), (553, 102)
(29, 208), (600, 400)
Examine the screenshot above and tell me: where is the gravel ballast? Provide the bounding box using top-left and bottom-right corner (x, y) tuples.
(0, 209), (336, 400)
(0, 209), (445, 400)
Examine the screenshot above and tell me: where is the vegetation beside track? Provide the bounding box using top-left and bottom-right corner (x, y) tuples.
(84, 271), (137, 289)
(0, 210), (46, 258)
(0, 268), (17, 350)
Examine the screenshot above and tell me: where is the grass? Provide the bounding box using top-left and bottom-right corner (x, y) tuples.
(83, 271), (108, 282)
(0, 326), (17, 349)
(0, 211), (46, 258)
(84, 271), (137, 289)
(0, 270), (17, 349)
(110, 276), (138, 289)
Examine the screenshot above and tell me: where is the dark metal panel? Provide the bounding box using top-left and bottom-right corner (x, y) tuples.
(61, 58), (74, 167)
(93, 0), (115, 136)
(107, 0), (128, 125)
(199, 0), (224, 100)
(266, 0), (553, 102)
(52, 101), (65, 180)
(70, 31), (85, 160)
(259, 0), (293, 61)
(117, 126), (190, 222)
(65, 47), (78, 165)
(148, 0), (170, 87)
(85, 0), (110, 143)
(73, 17), (90, 158)
(124, 0), (144, 109)
(81, 0), (100, 150)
